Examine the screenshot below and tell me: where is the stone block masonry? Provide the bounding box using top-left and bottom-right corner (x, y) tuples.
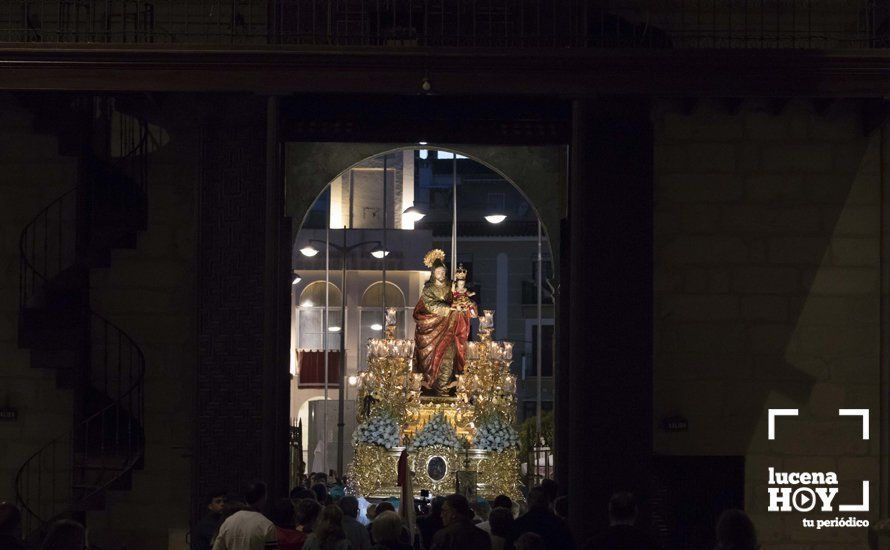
(654, 98), (881, 549)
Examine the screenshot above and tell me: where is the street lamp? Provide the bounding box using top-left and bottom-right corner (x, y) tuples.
(485, 213), (507, 224)
(301, 236), (387, 477)
(402, 205), (426, 223)
(292, 271), (302, 285)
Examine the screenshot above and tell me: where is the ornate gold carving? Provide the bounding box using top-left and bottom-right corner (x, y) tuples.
(348, 267), (525, 502)
(356, 354), (421, 425)
(476, 448), (524, 502)
(404, 397), (473, 441)
(410, 445), (461, 495)
(348, 445), (402, 498)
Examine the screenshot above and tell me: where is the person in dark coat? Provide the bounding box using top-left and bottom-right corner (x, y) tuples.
(191, 489), (227, 550)
(430, 494), (491, 550)
(0, 501), (27, 550)
(582, 492), (658, 550)
(513, 487), (573, 550)
(416, 496), (445, 550)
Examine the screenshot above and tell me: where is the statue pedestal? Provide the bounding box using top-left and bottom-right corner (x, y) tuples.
(404, 396), (473, 441)
(349, 443), (523, 502)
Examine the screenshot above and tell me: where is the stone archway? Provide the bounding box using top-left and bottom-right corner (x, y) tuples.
(284, 142), (566, 266)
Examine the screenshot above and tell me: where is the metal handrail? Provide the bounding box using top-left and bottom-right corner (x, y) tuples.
(14, 110), (150, 537)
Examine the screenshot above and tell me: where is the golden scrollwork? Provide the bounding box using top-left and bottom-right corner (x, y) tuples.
(410, 445), (462, 495)
(348, 445), (402, 497)
(349, 300), (524, 502)
(476, 448), (524, 503)
(456, 342), (517, 426)
(356, 354), (421, 425)
(404, 397), (473, 441)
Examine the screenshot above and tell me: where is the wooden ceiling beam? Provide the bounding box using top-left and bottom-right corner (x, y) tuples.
(0, 47), (889, 97)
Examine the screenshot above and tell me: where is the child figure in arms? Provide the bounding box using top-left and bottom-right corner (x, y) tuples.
(451, 264), (478, 317)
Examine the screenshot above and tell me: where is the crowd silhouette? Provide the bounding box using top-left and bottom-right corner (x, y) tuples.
(0, 474), (760, 550)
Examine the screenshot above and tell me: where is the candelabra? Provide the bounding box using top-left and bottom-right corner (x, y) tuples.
(457, 310), (517, 426)
(357, 334), (422, 425)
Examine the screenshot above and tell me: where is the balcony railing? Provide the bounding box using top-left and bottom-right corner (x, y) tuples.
(0, 1), (886, 49)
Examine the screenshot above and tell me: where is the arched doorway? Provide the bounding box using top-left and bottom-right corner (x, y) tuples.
(287, 146), (558, 481)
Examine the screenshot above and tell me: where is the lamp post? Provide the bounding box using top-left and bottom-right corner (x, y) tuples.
(301, 236), (387, 477)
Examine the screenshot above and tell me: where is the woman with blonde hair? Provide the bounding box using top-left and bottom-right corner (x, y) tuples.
(370, 511), (411, 550)
(304, 504), (352, 550)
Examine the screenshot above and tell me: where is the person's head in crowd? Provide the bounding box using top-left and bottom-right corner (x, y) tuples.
(376, 501), (396, 515)
(514, 532), (547, 550)
(0, 501), (22, 538)
(553, 495), (568, 519)
(429, 496), (446, 518)
(295, 498), (322, 532)
(527, 487), (550, 511)
(339, 496), (359, 519)
(492, 495), (513, 511)
(371, 511), (403, 544)
(366, 503), (378, 522)
(488, 507), (514, 540)
(243, 480), (268, 510)
(608, 491), (637, 526)
(204, 490), (227, 516)
(221, 497), (251, 520)
(715, 509), (759, 550)
(313, 504), (346, 545)
(473, 497), (490, 522)
(40, 519), (86, 550)
(311, 472), (328, 486)
(311, 483), (329, 504)
(539, 479), (558, 505)
(441, 494), (472, 526)
(271, 498), (297, 529)
(329, 483), (345, 501)
(291, 488), (317, 503)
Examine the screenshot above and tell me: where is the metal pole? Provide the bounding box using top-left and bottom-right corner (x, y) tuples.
(382, 155), (388, 320)
(323, 225), (329, 473)
(451, 155), (457, 278)
(337, 226), (347, 477)
(536, 220), (543, 440)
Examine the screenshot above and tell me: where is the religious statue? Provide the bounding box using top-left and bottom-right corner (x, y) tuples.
(451, 264), (478, 315)
(412, 250), (475, 397)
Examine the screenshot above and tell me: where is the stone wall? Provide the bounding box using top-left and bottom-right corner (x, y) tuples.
(85, 121), (198, 549)
(0, 93), (198, 548)
(0, 93), (77, 504)
(654, 98), (883, 549)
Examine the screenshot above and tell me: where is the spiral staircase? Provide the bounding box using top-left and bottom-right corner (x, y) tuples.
(14, 95), (150, 544)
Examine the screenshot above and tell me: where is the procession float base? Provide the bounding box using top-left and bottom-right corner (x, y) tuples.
(403, 397), (472, 440)
(350, 283), (523, 503)
(349, 444), (523, 503)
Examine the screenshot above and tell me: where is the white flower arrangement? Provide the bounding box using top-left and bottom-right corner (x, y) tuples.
(352, 411), (401, 448)
(473, 415), (520, 452)
(408, 412), (461, 451)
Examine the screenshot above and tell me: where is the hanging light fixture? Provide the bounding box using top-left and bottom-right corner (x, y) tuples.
(328, 326), (342, 332)
(370, 323), (383, 331)
(292, 271), (302, 285)
(300, 245), (319, 257)
(485, 214), (507, 224)
(402, 205), (426, 223)
(370, 246), (390, 259)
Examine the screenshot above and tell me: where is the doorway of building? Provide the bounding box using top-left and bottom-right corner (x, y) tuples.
(287, 146), (558, 485)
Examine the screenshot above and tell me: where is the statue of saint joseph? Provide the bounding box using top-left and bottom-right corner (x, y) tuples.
(412, 249), (475, 396)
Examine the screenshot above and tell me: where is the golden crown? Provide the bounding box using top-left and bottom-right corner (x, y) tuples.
(423, 249), (446, 268)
